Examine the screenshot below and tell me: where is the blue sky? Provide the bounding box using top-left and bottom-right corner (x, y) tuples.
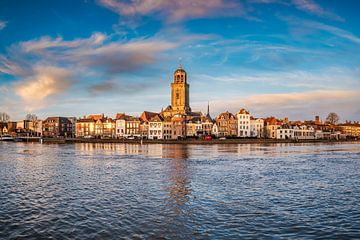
(0, 0), (359, 121)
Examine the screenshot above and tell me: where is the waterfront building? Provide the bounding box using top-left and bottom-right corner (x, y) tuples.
(211, 122), (219, 137)
(76, 118), (96, 137)
(215, 111), (237, 137)
(67, 117), (77, 138)
(140, 111), (158, 139)
(42, 117), (72, 137)
(171, 114), (186, 139)
(115, 113), (127, 138)
(276, 124), (315, 140)
(125, 116), (141, 138)
(250, 117), (264, 138)
(148, 114), (164, 140)
(236, 108), (251, 137)
(337, 123), (360, 137)
(77, 114), (115, 138)
(186, 117), (202, 137)
(163, 117), (172, 140)
(264, 117), (283, 139)
(103, 118), (116, 138)
(115, 113), (141, 138)
(201, 117), (213, 136)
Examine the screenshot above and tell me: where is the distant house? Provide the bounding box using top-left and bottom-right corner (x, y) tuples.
(76, 118), (96, 137)
(250, 117), (264, 138)
(236, 108), (251, 137)
(42, 117), (72, 137)
(264, 117), (283, 139)
(215, 111), (237, 137)
(276, 124), (315, 140)
(148, 114), (164, 140)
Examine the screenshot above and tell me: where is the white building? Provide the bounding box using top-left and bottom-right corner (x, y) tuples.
(115, 118), (126, 138)
(236, 108), (251, 137)
(148, 115), (164, 140)
(250, 117), (264, 138)
(277, 125), (315, 140)
(212, 123), (219, 137)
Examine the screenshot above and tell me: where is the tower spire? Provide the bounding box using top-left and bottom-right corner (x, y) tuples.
(206, 101), (211, 118)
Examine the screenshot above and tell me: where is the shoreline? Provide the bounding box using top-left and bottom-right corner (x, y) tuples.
(13, 137), (360, 145)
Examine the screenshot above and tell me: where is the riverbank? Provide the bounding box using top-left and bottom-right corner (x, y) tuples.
(33, 137), (359, 145)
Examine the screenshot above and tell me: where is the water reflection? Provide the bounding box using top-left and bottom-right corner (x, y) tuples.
(2, 142), (360, 239)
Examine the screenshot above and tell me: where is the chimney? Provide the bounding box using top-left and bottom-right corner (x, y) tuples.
(315, 116), (320, 124)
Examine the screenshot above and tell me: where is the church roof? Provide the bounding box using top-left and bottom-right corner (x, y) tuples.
(140, 111), (158, 122)
(174, 64), (186, 74)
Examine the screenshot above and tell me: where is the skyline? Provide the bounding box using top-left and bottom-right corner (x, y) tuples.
(0, 0), (359, 121)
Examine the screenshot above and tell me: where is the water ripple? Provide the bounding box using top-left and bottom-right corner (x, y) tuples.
(0, 142), (360, 239)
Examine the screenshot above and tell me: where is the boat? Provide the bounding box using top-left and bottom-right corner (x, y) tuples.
(0, 135), (14, 141)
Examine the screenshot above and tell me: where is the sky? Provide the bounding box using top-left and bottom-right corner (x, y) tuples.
(0, 0), (359, 122)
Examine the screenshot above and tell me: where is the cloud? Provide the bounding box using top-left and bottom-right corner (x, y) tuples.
(0, 20), (6, 30)
(74, 40), (176, 73)
(88, 79), (152, 96)
(279, 16), (360, 45)
(302, 21), (360, 44)
(198, 67), (360, 89)
(14, 66), (74, 111)
(250, 0), (343, 21)
(0, 55), (29, 76)
(10, 32), (176, 75)
(204, 90), (360, 120)
(98, 0), (243, 22)
(291, 0), (344, 21)
(20, 32), (107, 53)
(89, 80), (118, 94)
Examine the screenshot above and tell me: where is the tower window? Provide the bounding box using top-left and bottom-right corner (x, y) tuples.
(177, 75), (180, 81)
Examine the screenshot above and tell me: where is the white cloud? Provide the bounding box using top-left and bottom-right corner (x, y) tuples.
(20, 32), (107, 53)
(291, 0), (344, 21)
(303, 21), (360, 44)
(98, 0), (243, 22)
(10, 33), (177, 75)
(197, 67), (360, 89)
(197, 90), (360, 121)
(14, 66), (73, 111)
(0, 20), (6, 30)
(279, 16), (360, 45)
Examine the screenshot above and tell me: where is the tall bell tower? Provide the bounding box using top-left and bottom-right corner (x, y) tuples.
(171, 64), (191, 115)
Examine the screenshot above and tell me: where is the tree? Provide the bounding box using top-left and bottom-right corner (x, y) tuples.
(326, 112), (340, 125)
(26, 114), (38, 136)
(0, 112), (10, 123)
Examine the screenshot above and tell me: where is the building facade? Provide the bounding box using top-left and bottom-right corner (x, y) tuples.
(148, 115), (164, 140)
(236, 108), (251, 137)
(215, 111), (237, 137)
(43, 117), (72, 137)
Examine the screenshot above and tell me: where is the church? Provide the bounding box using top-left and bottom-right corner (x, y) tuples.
(160, 64), (203, 118)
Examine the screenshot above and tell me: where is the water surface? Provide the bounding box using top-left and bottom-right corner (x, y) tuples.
(1, 142), (360, 239)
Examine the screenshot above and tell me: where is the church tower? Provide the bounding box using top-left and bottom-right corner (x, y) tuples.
(171, 64), (191, 115)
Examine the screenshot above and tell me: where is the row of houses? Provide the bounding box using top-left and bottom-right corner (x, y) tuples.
(1, 109), (359, 140)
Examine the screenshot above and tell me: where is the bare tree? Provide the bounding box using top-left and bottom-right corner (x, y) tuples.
(326, 112), (340, 125)
(0, 112), (10, 123)
(26, 114), (38, 136)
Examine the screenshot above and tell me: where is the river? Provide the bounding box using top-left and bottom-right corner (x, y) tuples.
(0, 142), (359, 239)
